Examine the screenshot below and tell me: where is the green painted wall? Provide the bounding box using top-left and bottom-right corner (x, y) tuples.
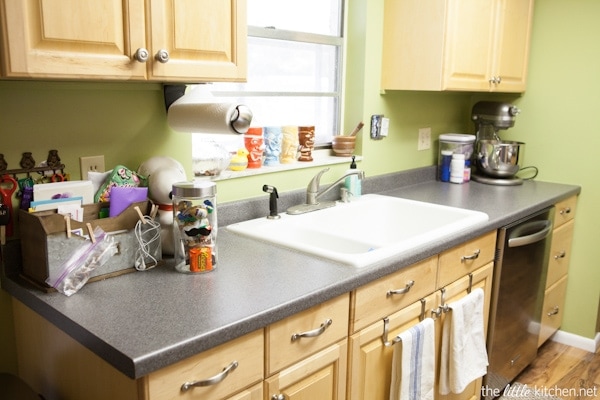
(1, 0), (598, 374)
(505, 0), (600, 340)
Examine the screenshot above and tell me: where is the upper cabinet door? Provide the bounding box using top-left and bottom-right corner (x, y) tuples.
(492, 0), (534, 92)
(380, 0), (534, 93)
(442, 0), (496, 91)
(0, 0), (247, 82)
(0, 0), (147, 80)
(146, 0), (247, 82)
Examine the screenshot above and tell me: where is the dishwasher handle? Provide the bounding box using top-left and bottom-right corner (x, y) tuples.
(508, 220), (552, 248)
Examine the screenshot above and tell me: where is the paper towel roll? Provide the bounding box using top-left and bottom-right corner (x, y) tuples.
(167, 85), (252, 134)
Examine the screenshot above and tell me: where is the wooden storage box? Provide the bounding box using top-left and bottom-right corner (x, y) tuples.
(19, 201), (161, 288)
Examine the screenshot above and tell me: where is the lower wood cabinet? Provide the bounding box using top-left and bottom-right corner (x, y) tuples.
(12, 232), (499, 400)
(265, 340), (347, 400)
(538, 275), (569, 347)
(537, 196), (577, 347)
(347, 263), (493, 400)
(227, 382), (263, 400)
(436, 263), (493, 400)
(265, 294), (349, 400)
(347, 293), (438, 400)
(143, 330), (264, 400)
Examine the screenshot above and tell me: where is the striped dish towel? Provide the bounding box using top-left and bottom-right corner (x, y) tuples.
(390, 317), (435, 400)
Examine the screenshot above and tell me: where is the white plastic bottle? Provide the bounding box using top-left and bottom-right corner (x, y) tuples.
(344, 156), (362, 198)
(450, 153), (465, 184)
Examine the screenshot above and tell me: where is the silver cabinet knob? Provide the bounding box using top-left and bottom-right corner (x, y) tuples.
(155, 49), (170, 63)
(133, 48), (149, 63)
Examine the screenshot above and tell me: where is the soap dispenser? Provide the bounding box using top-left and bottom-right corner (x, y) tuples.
(344, 156), (362, 198)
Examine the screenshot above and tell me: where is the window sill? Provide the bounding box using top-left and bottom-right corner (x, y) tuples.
(205, 149), (362, 181)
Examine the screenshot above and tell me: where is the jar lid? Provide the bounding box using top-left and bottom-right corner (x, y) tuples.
(172, 181), (216, 198)
(439, 133), (476, 143)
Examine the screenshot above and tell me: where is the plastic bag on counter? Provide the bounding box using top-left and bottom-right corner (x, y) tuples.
(46, 226), (118, 296)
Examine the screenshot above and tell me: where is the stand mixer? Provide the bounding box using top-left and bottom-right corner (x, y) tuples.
(471, 101), (525, 186)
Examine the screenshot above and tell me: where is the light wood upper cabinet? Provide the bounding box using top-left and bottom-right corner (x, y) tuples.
(0, 0), (247, 82)
(146, 0), (246, 82)
(381, 0), (534, 93)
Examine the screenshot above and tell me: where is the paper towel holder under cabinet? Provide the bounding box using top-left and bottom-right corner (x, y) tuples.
(163, 84), (187, 112)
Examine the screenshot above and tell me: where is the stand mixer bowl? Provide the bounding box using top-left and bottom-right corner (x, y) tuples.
(475, 140), (524, 178)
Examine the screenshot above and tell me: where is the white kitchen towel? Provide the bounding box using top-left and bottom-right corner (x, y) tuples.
(390, 317), (435, 400)
(439, 287), (489, 395)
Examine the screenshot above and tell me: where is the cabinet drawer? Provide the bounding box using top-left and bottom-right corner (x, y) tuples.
(546, 220), (574, 288)
(266, 294), (349, 375)
(554, 196), (577, 228)
(351, 257), (437, 333)
(538, 275), (568, 347)
(145, 329), (263, 400)
(437, 231), (496, 288)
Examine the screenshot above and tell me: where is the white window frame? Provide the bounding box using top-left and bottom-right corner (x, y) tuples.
(210, 4), (345, 148)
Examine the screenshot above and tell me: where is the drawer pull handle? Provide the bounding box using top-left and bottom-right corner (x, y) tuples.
(554, 251), (566, 260)
(560, 207), (571, 216)
(547, 306), (560, 316)
(387, 280), (415, 296)
(291, 319), (332, 341)
(461, 249), (480, 262)
(271, 395), (286, 400)
(180, 361), (238, 391)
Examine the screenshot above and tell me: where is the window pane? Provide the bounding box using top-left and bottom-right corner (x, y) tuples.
(248, 0), (342, 36)
(214, 37), (339, 93)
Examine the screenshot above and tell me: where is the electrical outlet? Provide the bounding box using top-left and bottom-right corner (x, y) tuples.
(79, 155), (106, 180)
(418, 127), (431, 150)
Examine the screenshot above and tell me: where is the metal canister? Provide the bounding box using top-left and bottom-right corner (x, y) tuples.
(172, 181), (217, 273)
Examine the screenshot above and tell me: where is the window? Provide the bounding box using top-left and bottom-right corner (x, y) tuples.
(210, 0), (344, 147)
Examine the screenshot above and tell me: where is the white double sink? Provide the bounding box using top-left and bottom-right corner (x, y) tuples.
(226, 194), (488, 268)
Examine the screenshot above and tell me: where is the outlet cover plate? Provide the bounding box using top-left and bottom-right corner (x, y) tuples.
(79, 156), (106, 180)
(418, 127), (431, 150)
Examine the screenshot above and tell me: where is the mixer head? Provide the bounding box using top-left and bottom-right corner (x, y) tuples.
(471, 101), (520, 130)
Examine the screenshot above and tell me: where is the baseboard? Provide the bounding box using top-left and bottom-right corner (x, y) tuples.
(550, 329), (600, 353)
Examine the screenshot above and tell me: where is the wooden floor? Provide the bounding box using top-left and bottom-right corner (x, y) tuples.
(515, 340), (600, 400)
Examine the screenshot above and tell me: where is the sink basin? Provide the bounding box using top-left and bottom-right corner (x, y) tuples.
(226, 194), (488, 267)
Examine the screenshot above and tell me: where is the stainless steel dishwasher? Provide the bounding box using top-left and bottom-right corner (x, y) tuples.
(483, 207), (554, 399)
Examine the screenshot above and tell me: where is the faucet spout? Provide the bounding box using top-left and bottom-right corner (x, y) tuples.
(306, 168), (330, 205)
(314, 169), (365, 203)
(287, 167), (365, 215)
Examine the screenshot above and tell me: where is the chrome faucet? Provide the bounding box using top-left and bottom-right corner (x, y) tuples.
(287, 167), (365, 215)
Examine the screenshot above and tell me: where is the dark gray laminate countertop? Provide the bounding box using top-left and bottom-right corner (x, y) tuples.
(1, 167), (581, 379)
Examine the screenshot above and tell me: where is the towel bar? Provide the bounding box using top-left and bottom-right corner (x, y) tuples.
(432, 273), (474, 318)
(382, 298), (426, 346)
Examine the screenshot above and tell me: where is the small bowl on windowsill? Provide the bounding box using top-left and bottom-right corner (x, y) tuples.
(331, 135), (356, 157)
